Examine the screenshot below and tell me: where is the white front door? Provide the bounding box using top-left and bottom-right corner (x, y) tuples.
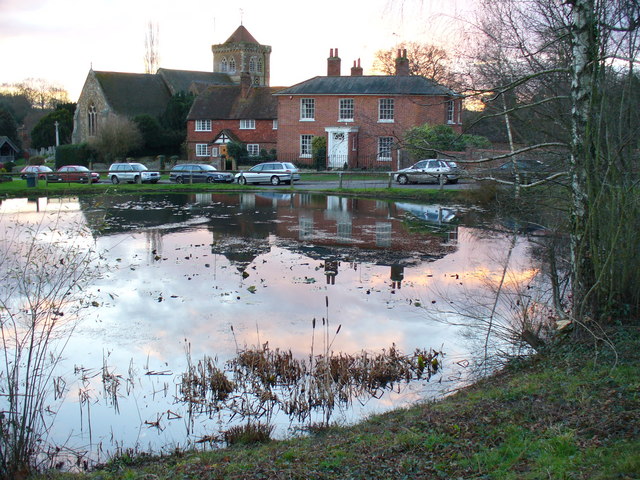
(327, 131), (348, 169)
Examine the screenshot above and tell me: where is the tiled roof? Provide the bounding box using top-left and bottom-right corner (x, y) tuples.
(157, 68), (234, 95)
(0, 136), (19, 152)
(187, 85), (280, 120)
(274, 75), (457, 96)
(224, 25), (259, 44)
(94, 71), (172, 117)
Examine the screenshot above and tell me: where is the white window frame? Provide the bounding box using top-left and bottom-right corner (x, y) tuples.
(272, 119), (278, 130)
(210, 146), (220, 157)
(247, 144), (260, 156)
(378, 98), (394, 122)
(240, 119), (256, 130)
(300, 98), (315, 121)
(300, 134), (313, 158)
(377, 136), (393, 161)
(195, 119), (212, 131)
(447, 100), (455, 124)
(339, 98), (354, 122)
(195, 144), (209, 157)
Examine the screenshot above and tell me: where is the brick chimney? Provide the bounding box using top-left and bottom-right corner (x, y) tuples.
(240, 71), (252, 98)
(351, 58), (363, 76)
(395, 49), (410, 76)
(327, 48), (341, 76)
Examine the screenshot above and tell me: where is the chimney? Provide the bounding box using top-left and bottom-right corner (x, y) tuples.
(240, 71), (252, 98)
(395, 48), (410, 76)
(351, 58), (363, 76)
(327, 48), (341, 76)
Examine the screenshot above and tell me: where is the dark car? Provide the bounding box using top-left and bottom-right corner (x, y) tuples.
(20, 165), (53, 179)
(487, 159), (553, 184)
(47, 165), (100, 183)
(170, 164), (234, 184)
(235, 162), (300, 185)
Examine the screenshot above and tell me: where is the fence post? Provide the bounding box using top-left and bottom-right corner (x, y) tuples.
(388, 172), (393, 188)
(339, 171), (343, 189)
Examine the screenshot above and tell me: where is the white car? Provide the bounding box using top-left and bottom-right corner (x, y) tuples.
(394, 159), (459, 185)
(235, 162), (300, 186)
(108, 162), (160, 184)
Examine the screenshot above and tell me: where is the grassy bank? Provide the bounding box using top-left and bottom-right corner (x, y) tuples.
(42, 326), (639, 480)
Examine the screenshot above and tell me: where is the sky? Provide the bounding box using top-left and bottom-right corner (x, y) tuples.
(0, 0), (474, 101)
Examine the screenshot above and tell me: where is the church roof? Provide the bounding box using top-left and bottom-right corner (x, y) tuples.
(93, 71), (172, 117)
(0, 136), (19, 152)
(187, 85), (280, 120)
(274, 75), (457, 96)
(157, 68), (234, 95)
(224, 25), (259, 44)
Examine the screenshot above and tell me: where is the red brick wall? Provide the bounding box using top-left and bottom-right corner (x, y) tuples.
(276, 94), (462, 168)
(186, 119), (277, 161)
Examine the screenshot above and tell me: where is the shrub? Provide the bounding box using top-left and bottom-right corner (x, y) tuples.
(55, 143), (95, 168)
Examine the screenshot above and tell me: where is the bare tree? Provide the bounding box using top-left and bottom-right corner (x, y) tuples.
(144, 21), (160, 74)
(372, 41), (457, 87)
(89, 116), (143, 163)
(4, 79), (70, 110)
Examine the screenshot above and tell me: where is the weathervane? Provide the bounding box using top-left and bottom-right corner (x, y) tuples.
(240, 8), (244, 25)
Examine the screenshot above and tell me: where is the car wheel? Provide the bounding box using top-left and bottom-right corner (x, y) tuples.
(238, 176), (247, 185)
(111, 176), (120, 184)
(397, 174), (409, 185)
(447, 178), (459, 185)
(176, 176), (184, 184)
(270, 176), (280, 186)
(206, 176), (215, 184)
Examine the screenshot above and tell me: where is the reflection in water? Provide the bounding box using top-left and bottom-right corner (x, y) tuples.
(0, 193), (539, 466)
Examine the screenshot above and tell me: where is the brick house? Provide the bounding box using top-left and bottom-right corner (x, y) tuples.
(185, 26), (281, 164)
(274, 49), (462, 170)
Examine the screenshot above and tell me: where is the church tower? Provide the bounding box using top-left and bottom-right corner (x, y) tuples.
(211, 25), (271, 86)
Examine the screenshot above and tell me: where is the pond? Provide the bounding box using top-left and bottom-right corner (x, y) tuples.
(0, 192), (544, 468)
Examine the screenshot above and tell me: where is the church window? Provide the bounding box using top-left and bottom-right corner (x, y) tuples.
(249, 56), (256, 72)
(257, 57), (263, 73)
(220, 57), (228, 72)
(229, 57), (236, 73)
(88, 103), (97, 136)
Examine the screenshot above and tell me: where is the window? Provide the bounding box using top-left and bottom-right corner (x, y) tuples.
(247, 144), (259, 156)
(447, 100), (455, 124)
(88, 103), (97, 136)
(378, 98), (394, 122)
(210, 146), (219, 157)
(300, 134), (313, 157)
(378, 137), (393, 161)
(272, 119), (278, 130)
(339, 98), (354, 121)
(195, 119), (211, 131)
(240, 119), (256, 130)
(220, 57), (228, 72)
(195, 144), (209, 157)
(257, 57), (263, 73)
(249, 57), (256, 72)
(228, 57), (236, 73)
(300, 98), (315, 121)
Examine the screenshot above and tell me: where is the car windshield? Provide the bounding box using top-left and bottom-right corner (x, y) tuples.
(249, 165), (263, 172)
(201, 165), (217, 171)
(283, 163), (296, 170)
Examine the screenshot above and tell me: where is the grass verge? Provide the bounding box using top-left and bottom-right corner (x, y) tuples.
(40, 326), (639, 479)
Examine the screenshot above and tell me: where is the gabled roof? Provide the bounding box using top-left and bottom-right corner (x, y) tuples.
(224, 25), (259, 44)
(0, 136), (19, 152)
(212, 129), (240, 144)
(157, 68), (234, 95)
(187, 85), (280, 120)
(274, 75), (457, 96)
(93, 71), (172, 117)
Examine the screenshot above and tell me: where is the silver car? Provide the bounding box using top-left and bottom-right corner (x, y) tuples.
(394, 159), (459, 185)
(235, 162), (300, 186)
(108, 162), (160, 184)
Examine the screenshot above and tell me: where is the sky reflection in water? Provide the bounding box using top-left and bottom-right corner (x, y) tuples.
(0, 192), (537, 459)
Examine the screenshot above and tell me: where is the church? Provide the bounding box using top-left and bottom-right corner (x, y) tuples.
(72, 24), (278, 159)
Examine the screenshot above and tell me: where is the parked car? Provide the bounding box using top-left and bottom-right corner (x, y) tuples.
(47, 165), (100, 183)
(487, 159), (551, 184)
(20, 165), (53, 179)
(393, 159), (459, 185)
(108, 162), (160, 184)
(235, 162), (300, 185)
(170, 164), (234, 184)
